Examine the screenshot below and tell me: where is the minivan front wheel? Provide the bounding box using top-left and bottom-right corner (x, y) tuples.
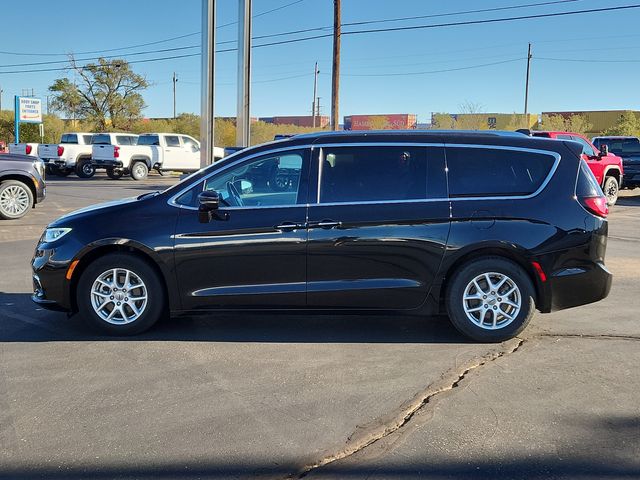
(446, 257), (535, 342)
(77, 253), (165, 335)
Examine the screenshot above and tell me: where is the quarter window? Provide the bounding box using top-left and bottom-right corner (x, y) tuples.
(446, 147), (555, 197)
(318, 146), (441, 203)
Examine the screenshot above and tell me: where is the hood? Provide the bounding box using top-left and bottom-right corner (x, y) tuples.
(51, 196), (140, 225)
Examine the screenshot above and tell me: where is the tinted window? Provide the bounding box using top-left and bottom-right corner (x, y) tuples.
(116, 136), (137, 146)
(92, 134), (111, 145)
(83, 135), (93, 145)
(599, 138), (640, 156)
(138, 135), (160, 146)
(446, 147), (555, 197)
(177, 151), (305, 208)
(165, 135), (181, 147)
(556, 134), (573, 141)
(319, 146), (439, 203)
(576, 160), (603, 197)
(60, 134), (78, 144)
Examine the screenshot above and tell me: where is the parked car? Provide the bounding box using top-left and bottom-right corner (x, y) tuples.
(0, 141), (7, 153)
(38, 133), (95, 178)
(0, 154), (46, 219)
(9, 143), (39, 157)
(32, 131), (612, 342)
(527, 131), (623, 205)
(592, 136), (640, 190)
(91, 132), (221, 180)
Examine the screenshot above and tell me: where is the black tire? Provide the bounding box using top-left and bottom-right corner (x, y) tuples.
(76, 253), (165, 335)
(131, 161), (149, 181)
(603, 176), (619, 206)
(0, 180), (34, 220)
(106, 168), (124, 180)
(56, 168), (72, 177)
(76, 159), (95, 178)
(446, 256), (536, 343)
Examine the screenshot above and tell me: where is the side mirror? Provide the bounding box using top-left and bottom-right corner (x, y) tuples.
(198, 190), (220, 211)
(599, 144), (609, 157)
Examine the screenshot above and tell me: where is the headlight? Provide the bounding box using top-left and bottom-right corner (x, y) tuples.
(33, 160), (45, 177)
(43, 227), (72, 243)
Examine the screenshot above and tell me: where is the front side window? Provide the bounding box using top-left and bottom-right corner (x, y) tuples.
(318, 146), (435, 203)
(572, 136), (596, 156)
(165, 136), (181, 147)
(182, 136), (199, 152)
(176, 150), (305, 208)
(446, 147), (555, 197)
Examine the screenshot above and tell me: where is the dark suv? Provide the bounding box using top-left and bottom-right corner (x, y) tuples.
(31, 131), (612, 342)
(0, 154), (46, 219)
(592, 136), (640, 189)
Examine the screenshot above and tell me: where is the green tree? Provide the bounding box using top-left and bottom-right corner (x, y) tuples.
(540, 114), (592, 135)
(49, 57), (148, 130)
(603, 111), (640, 136)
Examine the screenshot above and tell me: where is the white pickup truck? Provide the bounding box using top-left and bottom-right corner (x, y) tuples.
(91, 132), (220, 180)
(38, 132), (95, 178)
(8, 143), (39, 157)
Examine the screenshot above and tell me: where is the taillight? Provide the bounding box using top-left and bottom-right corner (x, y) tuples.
(113, 146), (120, 158)
(25, 145), (32, 155)
(57, 145), (64, 156)
(580, 196), (609, 218)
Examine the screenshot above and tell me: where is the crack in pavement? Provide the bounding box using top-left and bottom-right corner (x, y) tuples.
(536, 333), (640, 341)
(286, 337), (525, 479)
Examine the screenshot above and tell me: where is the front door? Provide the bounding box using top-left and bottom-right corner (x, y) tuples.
(173, 148), (310, 310)
(306, 144), (450, 310)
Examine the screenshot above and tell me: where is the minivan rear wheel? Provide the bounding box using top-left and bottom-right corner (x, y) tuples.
(77, 253), (165, 335)
(446, 257), (535, 342)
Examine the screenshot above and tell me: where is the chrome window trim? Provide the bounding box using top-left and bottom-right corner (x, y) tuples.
(167, 141), (561, 211)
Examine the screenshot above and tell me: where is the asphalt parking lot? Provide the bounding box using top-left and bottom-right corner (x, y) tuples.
(1, 174), (639, 480)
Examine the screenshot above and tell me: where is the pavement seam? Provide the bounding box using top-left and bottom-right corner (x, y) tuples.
(288, 337), (525, 479)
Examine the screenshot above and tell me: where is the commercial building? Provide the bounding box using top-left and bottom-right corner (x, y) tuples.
(541, 110), (640, 138)
(344, 114), (418, 131)
(432, 113), (538, 130)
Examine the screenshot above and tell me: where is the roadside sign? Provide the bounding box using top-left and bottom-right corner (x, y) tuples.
(18, 96), (43, 123)
(14, 95), (43, 143)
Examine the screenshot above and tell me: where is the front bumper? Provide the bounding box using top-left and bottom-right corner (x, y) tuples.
(31, 242), (76, 312)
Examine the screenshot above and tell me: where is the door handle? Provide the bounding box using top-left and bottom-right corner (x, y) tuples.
(275, 222), (305, 232)
(308, 220), (342, 229)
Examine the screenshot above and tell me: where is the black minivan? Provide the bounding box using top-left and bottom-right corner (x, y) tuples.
(32, 131), (612, 342)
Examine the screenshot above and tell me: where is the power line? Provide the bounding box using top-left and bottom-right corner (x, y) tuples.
(334, 58), (524, 77)
(340, 4), (640, 36)
(341, 0), (585, 27)
(538, 56), (640, 63)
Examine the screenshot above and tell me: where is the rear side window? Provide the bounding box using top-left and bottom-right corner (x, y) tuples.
(319, 146), (445, 203)
(138, 135), (160, 146)
(60, 134), (78, 144)
(446, 147), (555, 197)
(83, 135), (93, 145)
(116, 136), (137, 145)
(92, 134), (111, 145)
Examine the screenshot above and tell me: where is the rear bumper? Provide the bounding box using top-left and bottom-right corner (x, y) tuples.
(91, 159), (123, 168)
(544, 261), (612, 312)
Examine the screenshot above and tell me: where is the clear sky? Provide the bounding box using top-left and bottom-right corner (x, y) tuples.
(1, 0), (639, 123)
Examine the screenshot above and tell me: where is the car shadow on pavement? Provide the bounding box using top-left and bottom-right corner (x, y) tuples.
(0, 292), (465, 344)
(1, 417), (638, 479)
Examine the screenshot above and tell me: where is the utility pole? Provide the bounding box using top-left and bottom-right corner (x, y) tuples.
(0, 85), (3, 112)
(172, 72), (178, 119)
(201, 0), (216, 167)
(236, 0), (252, 147)
(312, 62), (319, 128)
(524, 42), (532, 123)
(331, 0), (341, 131)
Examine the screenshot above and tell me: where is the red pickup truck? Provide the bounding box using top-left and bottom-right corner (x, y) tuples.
(530, 131), (624, 205)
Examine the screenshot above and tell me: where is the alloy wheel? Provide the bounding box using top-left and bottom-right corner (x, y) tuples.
(462, 272), (521, 330)
(90, 268), (148, 325)
(0, 185), (30, 217)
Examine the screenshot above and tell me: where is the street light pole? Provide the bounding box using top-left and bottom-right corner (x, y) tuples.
(236, 0), (252, 147)
(331, 0), (341, 131)
(524, 43), (532, 123)
(312, 62), (319, 128)
(201, 0), (216, 168)
(172, 72), (178, 119)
